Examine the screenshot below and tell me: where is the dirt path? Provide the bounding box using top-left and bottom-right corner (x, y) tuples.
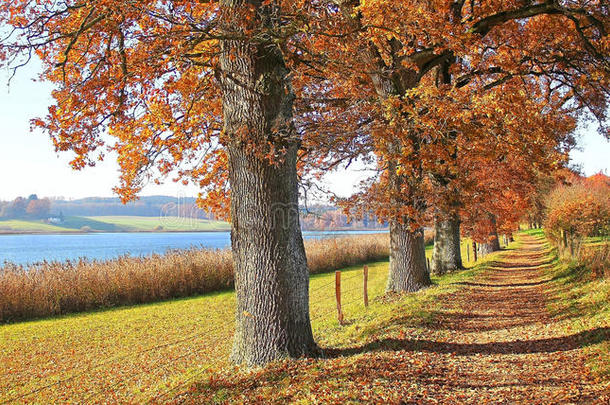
(183, 233), (609, 404)
(417, 233), (609, 403)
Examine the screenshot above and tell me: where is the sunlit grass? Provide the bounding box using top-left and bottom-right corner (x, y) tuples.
(538, 229), (610, 378)
(0, 242), (493, 404)
(0, 219), (67, 232)
(0, 215), (231, 233)
(86, 215), (230, 232)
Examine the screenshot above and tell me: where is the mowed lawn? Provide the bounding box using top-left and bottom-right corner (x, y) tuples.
(0, 252), (484, 404)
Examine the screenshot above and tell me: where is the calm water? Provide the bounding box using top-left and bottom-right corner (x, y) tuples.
(0, 230), (385, 266)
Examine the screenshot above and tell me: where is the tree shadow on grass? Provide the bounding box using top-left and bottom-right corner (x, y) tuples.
(453, 279), (556, 288)
(183, 328), (609, 404)
(324, 327), (609, 358)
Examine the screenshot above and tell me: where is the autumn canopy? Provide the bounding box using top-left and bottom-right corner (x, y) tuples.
(1, 0), (608, 365)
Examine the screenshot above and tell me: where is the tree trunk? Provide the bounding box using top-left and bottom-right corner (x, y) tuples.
(335, 9), (432, 294)
(473, 241), (478, 262)
(569, 231), (575, 257)
(220, 0), (316, 366)
(477, 215), (501, 257)
(431, 214), (463, 275)
(386, 222), (431, 292)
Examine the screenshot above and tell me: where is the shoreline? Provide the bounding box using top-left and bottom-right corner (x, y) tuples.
(0, 228), (389, 236)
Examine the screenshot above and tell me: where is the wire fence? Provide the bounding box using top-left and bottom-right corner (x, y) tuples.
(2, 264), (389, 404)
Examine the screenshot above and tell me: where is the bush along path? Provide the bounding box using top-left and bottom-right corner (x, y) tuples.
(185, 232), (609, 404)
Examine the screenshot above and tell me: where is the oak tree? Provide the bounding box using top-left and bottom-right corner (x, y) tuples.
(1, 0), (318, 366)
(299, 0), (608, 283)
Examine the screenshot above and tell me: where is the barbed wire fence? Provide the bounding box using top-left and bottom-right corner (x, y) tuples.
(2, 265), (389, 404)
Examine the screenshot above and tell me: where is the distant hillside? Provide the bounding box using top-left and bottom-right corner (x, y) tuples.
(50, 196), (209, 218)
(0, 195), (388, 233)
(0, 215), (230, 234)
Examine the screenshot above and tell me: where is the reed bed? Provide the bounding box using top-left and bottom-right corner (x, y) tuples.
(0, 234), (389, 323)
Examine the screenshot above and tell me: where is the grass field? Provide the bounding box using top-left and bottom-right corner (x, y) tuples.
(87, 216), (230, 232)
(531, 229), (610, 378)
(0, 219), (68, 233)
(0, 215), (230, 233)
(0, 245), (488, 404)
(1, 231), (605, 403)
(0, 234), (502, 404)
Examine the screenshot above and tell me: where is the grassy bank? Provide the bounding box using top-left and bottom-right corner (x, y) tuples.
(527, 228), (610, 378)
(0, 245), (489, 404)
(0, 234), (390, 323)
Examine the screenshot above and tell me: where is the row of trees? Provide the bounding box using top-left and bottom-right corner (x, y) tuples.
(0, 195), (51, 220)
(1, 1), (607, 366)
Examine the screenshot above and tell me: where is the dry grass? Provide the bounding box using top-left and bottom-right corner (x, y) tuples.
(579, 241), (610, 279)
(0, 234), (389, 323)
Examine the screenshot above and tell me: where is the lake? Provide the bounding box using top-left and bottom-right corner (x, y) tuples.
(0, 230), (386, 266)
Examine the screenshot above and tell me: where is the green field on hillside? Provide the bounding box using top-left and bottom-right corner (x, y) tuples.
(87, 216), (230, 232)
(0, 215), (230, 233)
(0, 219), (68, 233)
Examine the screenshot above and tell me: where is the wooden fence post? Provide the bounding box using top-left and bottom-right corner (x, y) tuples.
(427, 257), (431, 273)
(473, 241), (478, 262)
(335, 271), (344, 324)
(363, 265), (369, 308)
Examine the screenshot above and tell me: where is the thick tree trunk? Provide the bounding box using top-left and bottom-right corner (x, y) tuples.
(339, 3), (432, 294)
(386, 223), (431, 293)
(228, 144), (316, 366)
(431, 214), (463, 275)
(220, 0), (316, 366)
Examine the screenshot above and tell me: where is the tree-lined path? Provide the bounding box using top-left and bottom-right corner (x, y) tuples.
(186, 233), (609, 403)
(414, 233), (609, 403)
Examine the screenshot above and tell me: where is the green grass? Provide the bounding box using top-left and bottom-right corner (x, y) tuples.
(86, 215), (230, 231)
(0, 219), (68, 232)
(0, 249), (491, 403)
(529, 228), (610, 379)
(0, 215), (230, 233)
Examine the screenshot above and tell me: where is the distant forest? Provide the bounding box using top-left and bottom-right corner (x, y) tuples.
(0, 196), (388, 231)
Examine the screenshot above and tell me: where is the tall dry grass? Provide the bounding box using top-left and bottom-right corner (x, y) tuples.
(578, 242), (610, 279)
(0, 234), (389, 323)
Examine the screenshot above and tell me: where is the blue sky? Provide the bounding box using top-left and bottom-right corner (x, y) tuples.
(0, 63), (608, 201)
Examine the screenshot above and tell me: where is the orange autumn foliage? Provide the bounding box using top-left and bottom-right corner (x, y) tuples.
(1, 1), (607, 225)
(295, 0), (607, 236)
(545, 173), (610, 243)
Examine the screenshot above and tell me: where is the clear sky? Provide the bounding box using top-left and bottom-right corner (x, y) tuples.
(0, 63), (608, 201)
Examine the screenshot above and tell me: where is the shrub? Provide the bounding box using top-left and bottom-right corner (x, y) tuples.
(544, 174), (610, 257)
(0, 234), (389, 323)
